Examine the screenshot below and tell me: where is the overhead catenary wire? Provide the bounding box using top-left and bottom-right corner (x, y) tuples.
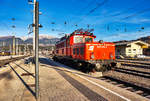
(109, 0), (146, 17)
(95, 0), (148, 33)
(105, 8), (150, 32)
(77, 0), (97, 15)
(123, 7), (150, 20)
(74, 0), (109, 26)
(86, 0), (108, 16)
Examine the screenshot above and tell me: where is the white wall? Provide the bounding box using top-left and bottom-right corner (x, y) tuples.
(126, 43), (143, 57)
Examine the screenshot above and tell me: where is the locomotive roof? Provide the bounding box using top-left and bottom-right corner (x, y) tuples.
(56, 30), (95, 44)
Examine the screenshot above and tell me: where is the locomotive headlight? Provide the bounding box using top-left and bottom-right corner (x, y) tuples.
(95, 63), (101, 70)
(110, 54), (113, 59)
(91, 54), (94, 59)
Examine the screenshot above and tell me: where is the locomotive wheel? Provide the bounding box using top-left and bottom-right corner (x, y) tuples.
(83, 63), (93, 73)
(79, 63), (86, 72)
(64, 60), (68, 65)
(52, 56), (56, 61)
(74, 62), (80, 70)
(77, 62), (82, 67)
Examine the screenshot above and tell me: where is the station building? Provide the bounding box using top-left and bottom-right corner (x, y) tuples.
(114, 40), (149, 57)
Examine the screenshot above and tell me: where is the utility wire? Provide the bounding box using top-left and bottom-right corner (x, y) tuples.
(78, 0), (97, 15)
(86, 0), (108, 16)
(123, 7), (150, 20)
(109, 0), (146, 17)
(70, 0), (97, 27)
(103, 0), (149, 33)
(75, 0), (108, 26)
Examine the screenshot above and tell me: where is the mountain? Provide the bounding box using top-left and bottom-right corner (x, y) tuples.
(21, 34), (56, 40)
(22, 34), (60, 45)
(138, 36), (150, 44)
(0, 36), (24, 46)
(0, 35), (60, 46)
(24, 37), (60, 45)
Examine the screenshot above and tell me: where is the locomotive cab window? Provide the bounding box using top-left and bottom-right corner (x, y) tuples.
(74, 36), (83, 43)
(85, 38), (92, 43)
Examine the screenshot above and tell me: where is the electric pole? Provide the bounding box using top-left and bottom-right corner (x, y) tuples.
(33, 0), (36, 57)
(13, 36), (16, 55)
(34, 1), (39, 100)
(9, 44), (12, 53)
(16, 38), (18, 55)
(28, 0), (39, 99)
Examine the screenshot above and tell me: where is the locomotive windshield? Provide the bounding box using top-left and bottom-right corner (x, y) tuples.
(85, 38), (92, 43)
(74, 36), (83, 43)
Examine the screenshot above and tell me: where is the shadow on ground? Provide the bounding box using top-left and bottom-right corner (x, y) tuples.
(8, 64), (36, 97)
(39, 57), (101, 80)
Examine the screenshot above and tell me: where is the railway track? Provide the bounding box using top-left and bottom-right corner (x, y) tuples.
(117, 58), (150, 61)
(117, 60), (150, 69)
(100, 76), (150, 99)
(49, 57), (150, 100)
(117, 60), (150, 65)
(114, 68), (150, 79)
(0, 56), (29, 68)
(117, 59), (150, 65)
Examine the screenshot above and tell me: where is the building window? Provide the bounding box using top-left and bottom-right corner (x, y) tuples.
(80, 47), (84, 55)
(133, 49), (136, 53)
(128, 49), (131, 53)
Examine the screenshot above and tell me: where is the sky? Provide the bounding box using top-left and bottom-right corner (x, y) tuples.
(0, 0), (150, 41)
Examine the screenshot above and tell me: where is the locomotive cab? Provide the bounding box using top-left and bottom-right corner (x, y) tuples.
(73, 32), (95, 44)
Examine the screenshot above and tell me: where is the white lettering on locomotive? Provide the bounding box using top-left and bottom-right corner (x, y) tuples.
(97, 44), (107, 48)
(89, 46), (94, 51)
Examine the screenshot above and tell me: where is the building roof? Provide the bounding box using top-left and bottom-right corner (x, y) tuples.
(0, 36), (14, 41)
(114, 40), (149, 46)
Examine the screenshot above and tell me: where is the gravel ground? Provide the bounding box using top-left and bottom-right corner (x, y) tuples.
(0, 58), (35, 101)
(105, 60), (150, 88)
(120, 65), (150, 73)
(103, 70), (150, 88)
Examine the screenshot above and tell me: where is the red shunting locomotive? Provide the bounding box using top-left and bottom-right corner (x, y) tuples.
(53, 29), (118, 72)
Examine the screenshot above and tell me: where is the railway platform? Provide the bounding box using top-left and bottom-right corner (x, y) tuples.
(0, 55), (25, 60)
(0, 56), (149, 101)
